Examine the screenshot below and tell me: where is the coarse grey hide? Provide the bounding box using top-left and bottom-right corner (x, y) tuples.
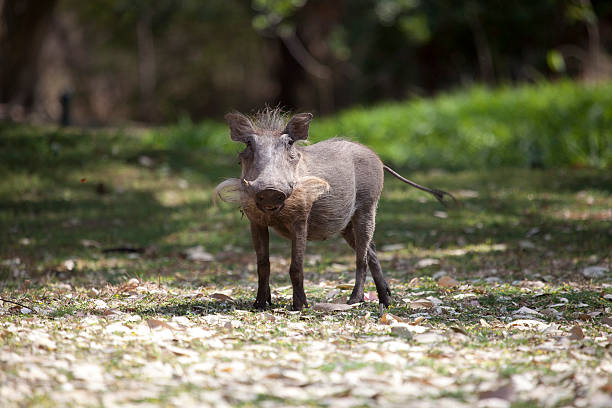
(216, 108), (455, 311)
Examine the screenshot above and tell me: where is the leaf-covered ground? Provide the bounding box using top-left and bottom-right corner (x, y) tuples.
(1, 125), (611, 407)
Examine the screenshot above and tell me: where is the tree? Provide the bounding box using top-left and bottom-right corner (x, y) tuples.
(0, 0), (58, 112)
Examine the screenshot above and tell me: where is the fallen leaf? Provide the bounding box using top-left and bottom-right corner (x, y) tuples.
(479, 383), (515, 401)
(415, 258), (439, 268)
(450, 326), (468, 336)
(312, 303), (355, 312)
(92, 299), (108, 310)
(426, 296), (444, 306)
(380, 313), (403, 325)
(413, 316), (425, 325)
(509, 319), (549, 331)
(526, 227), (540, 237)
(326, 289), (340, 300)
(336, 283), (353, 290)
(210, 293), (234, 302)
(568, 325), (585, 340)
(583, 265), (608, 278)
(80, 239), (101, 248)
(513, 306), (542, 317)
(102, 308), (120, 317)
(413, 332), (445, 344)
(408, 299), (434, 309)
(601, 317), (612, 327)
(437, 275), (459, 288)
(138, 155), (154, 167)
(519, 240), (536, 249)
(381, 243), (404, 251)
(457, 189), (479, 198)
(146, 319), (180, 331)
(118, 278), (140, 293)
(63, 259), (76, 271)
(600, 382), (612, 394)
(541, 307), (561, 318)
(408, 277), (421, 287)
(432, 270), (447, 279)
(391, 325), (413, 339)
(363, 291), (378, 302)
(453, 293), (476, 300)
(184, 245), (215, 262)
(165, 345), (198, 357)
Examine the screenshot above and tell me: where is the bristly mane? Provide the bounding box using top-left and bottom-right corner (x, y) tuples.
(249, 107), (289, 133)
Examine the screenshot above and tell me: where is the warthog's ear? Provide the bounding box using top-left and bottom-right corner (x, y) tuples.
(284, 113), (313, 141)
(225, 112), (254, 142)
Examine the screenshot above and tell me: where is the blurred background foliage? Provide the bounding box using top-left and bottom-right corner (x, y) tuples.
(142, 81), (611, 169)
(0, 0), (611, 168)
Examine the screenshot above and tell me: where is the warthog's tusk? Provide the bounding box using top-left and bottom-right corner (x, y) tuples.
(242, 179), (250, 186)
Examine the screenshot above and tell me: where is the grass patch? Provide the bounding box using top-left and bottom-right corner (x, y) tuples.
(0, 115), (611, 407)
(138, 80), (612, 170)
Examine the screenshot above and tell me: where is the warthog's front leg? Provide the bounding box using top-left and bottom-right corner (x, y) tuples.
(289, 221), (308, 310)
(250, 222), (271, 309)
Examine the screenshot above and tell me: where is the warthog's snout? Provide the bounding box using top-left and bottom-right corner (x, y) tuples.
(255, 188), (288, 213)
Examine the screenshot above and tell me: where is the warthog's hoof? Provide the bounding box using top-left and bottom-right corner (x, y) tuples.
(378, 293), (391, 308)
(253, 300), (272, 310)
(347, 294), (364, 305)
(291, 294), (309, 311)
(378, 282), (392, 307)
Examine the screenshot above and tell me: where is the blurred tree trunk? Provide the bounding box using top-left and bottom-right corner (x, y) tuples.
(272, 0), (339, 114)
(580, 0), (603, 79)
(466, 5), (495, 84)
(275, 38), (304, 111)
(0, 0), (58, 111)
(137, 10), (157, 121)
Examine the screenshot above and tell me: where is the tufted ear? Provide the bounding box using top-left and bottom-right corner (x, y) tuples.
(284, 113), (313, 141)
(225, 112), (255, 142)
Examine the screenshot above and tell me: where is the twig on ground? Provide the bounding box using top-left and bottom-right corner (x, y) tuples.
(102, 247), (145, 254)
(0, 297), (38, 313)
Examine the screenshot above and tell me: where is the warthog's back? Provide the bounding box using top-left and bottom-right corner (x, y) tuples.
(300, 138), (384, 240)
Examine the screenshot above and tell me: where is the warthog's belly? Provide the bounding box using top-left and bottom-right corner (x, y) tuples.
(304, 197), (354, 240)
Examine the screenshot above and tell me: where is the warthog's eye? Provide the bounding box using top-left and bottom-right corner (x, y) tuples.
(281, 134), (294, 148)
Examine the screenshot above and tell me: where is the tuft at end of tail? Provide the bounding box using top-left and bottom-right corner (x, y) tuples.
(383, 165), (459, 208)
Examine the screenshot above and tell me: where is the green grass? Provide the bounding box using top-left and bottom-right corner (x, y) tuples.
(140, 80), (612, 170)
(0, 93), (611, 407)
(0, 117), (610, 290)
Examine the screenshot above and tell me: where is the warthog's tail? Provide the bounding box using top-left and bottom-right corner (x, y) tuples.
(383, 165), (458, 207)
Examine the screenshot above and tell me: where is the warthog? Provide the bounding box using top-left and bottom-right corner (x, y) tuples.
(215, 108), (455, 310)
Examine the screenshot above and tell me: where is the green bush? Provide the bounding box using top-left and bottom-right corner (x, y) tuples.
(147, 80), (612, 170)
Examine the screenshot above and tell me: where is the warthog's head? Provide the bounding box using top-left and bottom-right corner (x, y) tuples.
(224, 109), (312, 213)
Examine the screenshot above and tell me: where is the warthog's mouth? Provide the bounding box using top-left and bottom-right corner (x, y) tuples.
(214, 176), (330, 216)
(257, 202), (285, 214)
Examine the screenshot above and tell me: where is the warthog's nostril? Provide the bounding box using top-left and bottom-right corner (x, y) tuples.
(255, 189), (287, 209)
